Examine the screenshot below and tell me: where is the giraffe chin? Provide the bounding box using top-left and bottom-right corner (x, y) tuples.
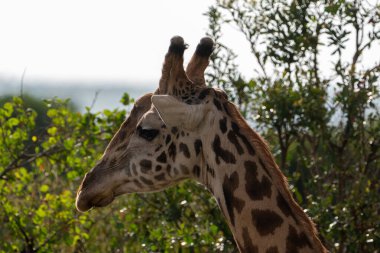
(76, 190), (115, 212)
(92, 194), (115, 208)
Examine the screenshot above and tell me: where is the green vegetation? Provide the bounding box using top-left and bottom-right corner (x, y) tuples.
(0, 0), (379, 252)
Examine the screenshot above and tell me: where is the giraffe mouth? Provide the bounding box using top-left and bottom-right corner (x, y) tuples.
(76, 190), (115, 212)
(92, 193), (115, 208)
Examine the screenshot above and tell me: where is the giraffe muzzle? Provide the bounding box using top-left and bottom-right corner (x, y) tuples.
(76, 189), (115, 212)
(76, 190), (93, 212)
(76, 170), (117, 212)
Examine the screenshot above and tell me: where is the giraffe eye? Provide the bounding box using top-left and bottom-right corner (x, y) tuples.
(137, 126), (159, 141)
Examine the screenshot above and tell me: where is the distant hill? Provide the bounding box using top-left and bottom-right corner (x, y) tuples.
(0, 78), (155, 112)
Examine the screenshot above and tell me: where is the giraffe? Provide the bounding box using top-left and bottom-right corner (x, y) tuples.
(76, 36), (328, 253)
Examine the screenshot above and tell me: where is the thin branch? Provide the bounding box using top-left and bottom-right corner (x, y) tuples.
(0, 146), (62, 180)
(137, 195), (163, 211)
(364, 137), (380, 174)
(89, 90), (101, 111)
(20, 67), (27, 99)
(2, 205), (34, 252)
(362, 63), (380, 81)
(33, 221), (69, 252)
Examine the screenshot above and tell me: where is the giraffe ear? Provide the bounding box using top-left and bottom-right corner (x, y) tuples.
(151, 95), (209, 131)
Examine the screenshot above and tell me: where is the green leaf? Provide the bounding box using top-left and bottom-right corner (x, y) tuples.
(8, 117), (19, 126)
(120, 92), (134, 106)
(3, 102), (14, 116)
(47, 126), (57, 136)
(47, 109), (57, 118)
(40, 184), (49, 193)
(36, 206), (47, 218)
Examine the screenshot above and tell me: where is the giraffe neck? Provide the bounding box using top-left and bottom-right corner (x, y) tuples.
(197, 102), (326, 253)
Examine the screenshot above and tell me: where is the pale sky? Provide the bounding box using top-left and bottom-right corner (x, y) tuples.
(0, 0), (378, 88)
(0, 0), (254, 86)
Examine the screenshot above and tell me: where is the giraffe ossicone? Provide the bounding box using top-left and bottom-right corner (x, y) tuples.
(76, 36), (328, 253)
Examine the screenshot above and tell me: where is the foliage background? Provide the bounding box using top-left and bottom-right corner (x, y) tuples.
(1, 0), (379, 252)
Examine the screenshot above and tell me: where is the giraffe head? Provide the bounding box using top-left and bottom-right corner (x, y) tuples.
(76, 36), (219, 212)
(75, 36), (328, 253)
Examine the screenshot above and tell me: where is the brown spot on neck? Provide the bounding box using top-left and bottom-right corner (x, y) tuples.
(286, 225), (313, 253)
(241, 227), (258, 253)
(212, 135), (236, 164)
(219, 117), (227, 133)
(244, 160), (272, 200)
(251, 209), (283, 236)
(222, 171), (245, 226)
(228, 130), (244, 155)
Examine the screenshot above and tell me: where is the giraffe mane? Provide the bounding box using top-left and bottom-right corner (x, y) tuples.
(225, 100), (326, 252)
